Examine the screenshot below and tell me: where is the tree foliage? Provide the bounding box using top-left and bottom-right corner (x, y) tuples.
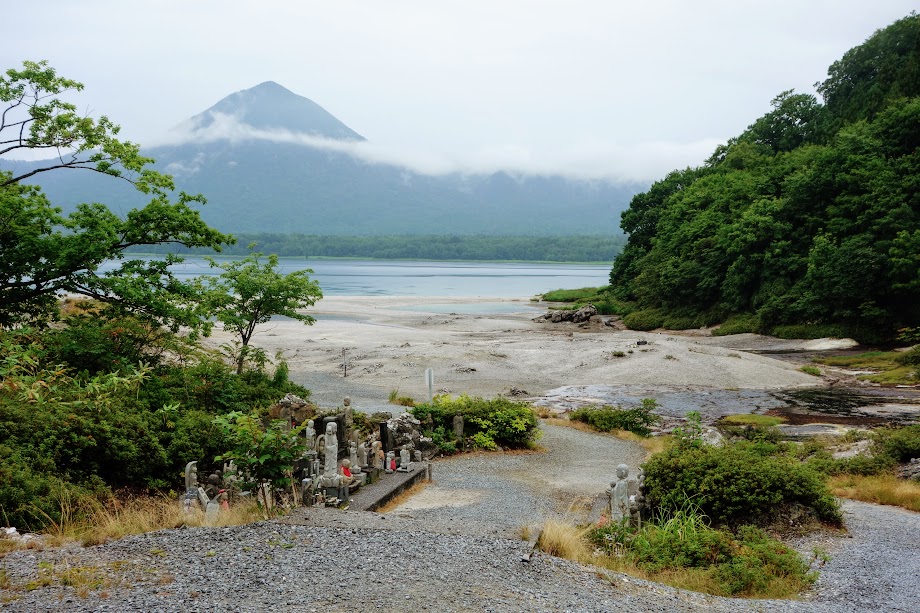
(610, 14), (920, 341)
(0, 60), (231, 329)
(197, 250), (322, 373)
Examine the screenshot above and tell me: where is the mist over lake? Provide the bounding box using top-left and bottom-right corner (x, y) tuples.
(103, 255), (611, 297)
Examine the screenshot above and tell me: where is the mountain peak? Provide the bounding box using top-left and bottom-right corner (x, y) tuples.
(183, 81), (364, 141)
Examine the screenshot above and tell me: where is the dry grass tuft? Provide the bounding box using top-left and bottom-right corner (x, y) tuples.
(543, 417), (670, 455)
(828, 474), (920, 512)
(376, 480), (431, 513)
(537, 520), (593, 563)
(3, 495), (265, 554)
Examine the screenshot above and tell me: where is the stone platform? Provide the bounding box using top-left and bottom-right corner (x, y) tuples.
(344, 463), (431, 512)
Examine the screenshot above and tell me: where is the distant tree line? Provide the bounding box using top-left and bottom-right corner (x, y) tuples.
(609, 13), (920, 342)
(128, 233), (627, 263)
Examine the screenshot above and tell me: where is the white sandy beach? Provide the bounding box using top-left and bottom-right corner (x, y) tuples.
(200, 296), (826, 409)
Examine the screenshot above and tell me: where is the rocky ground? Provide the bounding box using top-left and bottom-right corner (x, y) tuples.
(3, 425), (919, 612)
(3, 298), (918, 611)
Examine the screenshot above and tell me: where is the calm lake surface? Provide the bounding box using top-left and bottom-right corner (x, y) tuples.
(110, 256), (611, 297)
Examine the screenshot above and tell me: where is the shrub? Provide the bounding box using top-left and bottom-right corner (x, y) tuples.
(623, 308), (665, 331)
(895, 347), (920, 367)
(586, 504), (816, 597)
(569, 399), (661, 436)
(642, 442), (842, 526)
(411, 394), (540, 451)
(874, 425), (920, 462)
(712, 313), (760, 336)
(800, 365), (822, 376)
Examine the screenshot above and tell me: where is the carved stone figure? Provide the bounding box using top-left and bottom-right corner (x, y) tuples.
(385, 451), (396, 474)
(304, 419), (316, 451)
(317, 421), (342, 489)
(323, 421), (339, 478)
(348, 442), (359, 473)
(358, 442), (368, 469)
(608, 463), (631, 522)
(397, 445), (412, 472)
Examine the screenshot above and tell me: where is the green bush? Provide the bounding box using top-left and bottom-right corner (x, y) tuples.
(874, 425), (920, 462)
(623, 308), (665, 331)
(642, 441), (842, 526)
(411, 394), (540, 451)
(569, 400), (661, 436)
(895, 347), (920, 367)
(588, 505), (815, 596)
(712, 313), (761, 336)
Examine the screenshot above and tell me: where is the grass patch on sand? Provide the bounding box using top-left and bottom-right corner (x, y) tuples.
(721, 414), (786, 427)
(812, 351), (918, 385)
(827, 474), (920, 512)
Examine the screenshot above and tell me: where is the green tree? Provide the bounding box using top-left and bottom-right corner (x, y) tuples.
(0, 60), (231, 328)
(197, 251), (322, 374)
(212, 411), (307, 515)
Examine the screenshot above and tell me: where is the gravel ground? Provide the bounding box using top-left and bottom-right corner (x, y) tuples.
(384, 424), (649, 537)
(3, 427), (919, 611)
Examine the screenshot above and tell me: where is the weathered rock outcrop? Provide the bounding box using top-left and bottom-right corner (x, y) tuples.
(533, 303), (598, 324)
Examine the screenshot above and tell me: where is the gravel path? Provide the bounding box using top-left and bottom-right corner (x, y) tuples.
(385, 423), (648, 537)
(2, 428), (919, 611)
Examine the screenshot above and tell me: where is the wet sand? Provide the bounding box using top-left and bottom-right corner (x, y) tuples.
(200, 296), (824, 411)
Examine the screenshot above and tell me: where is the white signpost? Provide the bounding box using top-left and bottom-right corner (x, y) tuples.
(425, 368), (434, 402)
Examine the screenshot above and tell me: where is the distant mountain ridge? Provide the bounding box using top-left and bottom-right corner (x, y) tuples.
(176, 81), (365, 141)
(1, 82), (641, 235)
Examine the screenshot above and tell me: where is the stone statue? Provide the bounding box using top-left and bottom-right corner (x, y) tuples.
(397, 445), (412, 472)
(304, 419), (316, 451)
(372, 441), (384, 470)
(608, 463), (631, 523)
(452, 415), (464, 440)
(629, 468), (645, 526)
(317, 421), (342, 490)
(413, 450), (423, 463)
(322, 421), (339, 478)
(358, 442), (368, 469)
(385, 451), (396, 474)
(184, 461), (199, 491)
(339, 459), (357, 486)
(348, 442), (362, 475)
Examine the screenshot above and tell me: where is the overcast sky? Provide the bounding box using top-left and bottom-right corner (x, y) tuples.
(3, 1), (916, 181)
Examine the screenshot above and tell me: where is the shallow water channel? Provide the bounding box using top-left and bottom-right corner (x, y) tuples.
(534, 384), (920, 426)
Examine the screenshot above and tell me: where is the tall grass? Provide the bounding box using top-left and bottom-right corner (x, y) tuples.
(828, 474), (920, 512)
(10, 493), (264, 551)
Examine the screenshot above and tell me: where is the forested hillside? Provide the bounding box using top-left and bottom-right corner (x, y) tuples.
(609, 13), (920, 342)
(131, 233), (626, 262)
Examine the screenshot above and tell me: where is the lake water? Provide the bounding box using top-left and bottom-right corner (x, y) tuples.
(108, 256), (611, 297)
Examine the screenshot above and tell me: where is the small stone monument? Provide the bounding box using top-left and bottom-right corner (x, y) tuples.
(385, 451), (396, 474)
(183, 461), (200, 513)
(348, 442), (362, 477)
(413, 450), (423, 463)
(452, 415), (464, 440)
(317, 421), (342, 491)
(304, 419), (316, 451)
(372, 441), (384, 470)
(397, 445), (413, 472)
(358, 442), (369, 470)
(608, 463), (631, 523)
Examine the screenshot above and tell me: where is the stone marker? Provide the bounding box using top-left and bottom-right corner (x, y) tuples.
(397, 445), (412, 472)
(452, 415), (464, 440)
(608, 463), (631, 523)
(385, 451), (396, 474)
(304, 419), (316, 451)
